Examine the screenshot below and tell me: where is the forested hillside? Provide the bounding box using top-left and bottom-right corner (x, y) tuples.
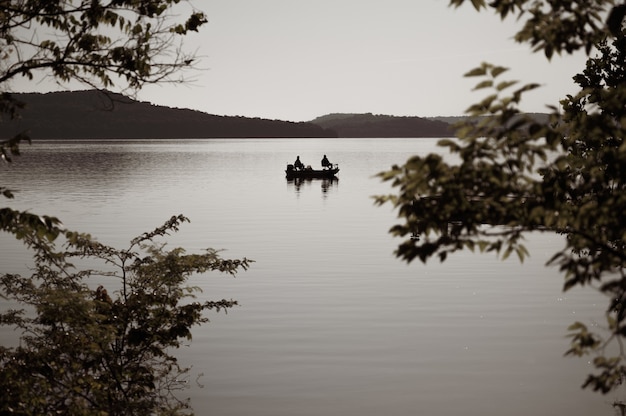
(4, 90), (550, 140)
(0, 90), (337, 139)
(311, 113), (453, 138)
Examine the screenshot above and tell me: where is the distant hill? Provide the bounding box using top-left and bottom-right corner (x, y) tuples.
(0, 90), (550, 140)
(0, 90), (337, 139)
(310, 113), (454, 138)
(427, 113), (551, 125)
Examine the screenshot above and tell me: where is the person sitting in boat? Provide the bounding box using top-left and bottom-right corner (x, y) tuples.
(294, 156), (304, 170)
(321, 154), (331, 169)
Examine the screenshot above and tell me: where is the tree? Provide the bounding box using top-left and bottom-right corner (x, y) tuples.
(0, 2), (254, 414)
(0, 214), (252, 415)
(375, 0), (626, 398)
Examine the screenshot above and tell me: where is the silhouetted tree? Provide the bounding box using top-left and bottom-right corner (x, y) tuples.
(375, 0), (626, 401)
(0, 3), (253, 414)
(0, 215), (251, 415)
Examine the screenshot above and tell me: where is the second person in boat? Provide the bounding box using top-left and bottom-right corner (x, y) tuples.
(321, 154), (332, 169)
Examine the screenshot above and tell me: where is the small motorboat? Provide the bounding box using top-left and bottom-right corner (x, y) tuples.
(285, 163), (339, 179)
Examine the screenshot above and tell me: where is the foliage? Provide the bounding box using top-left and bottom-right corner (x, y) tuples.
(0, 2), (253, 414)
(375, 0), (626, 397)
(0, 0), (206, 90)
(0, 214), (252, 415)
(451, 0), (611, 57)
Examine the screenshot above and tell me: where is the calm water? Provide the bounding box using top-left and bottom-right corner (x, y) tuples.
(0, 138), (614, 415)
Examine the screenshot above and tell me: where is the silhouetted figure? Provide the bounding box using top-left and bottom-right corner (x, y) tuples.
(294, 155), (304, 170)
(321, 154), (331, 169)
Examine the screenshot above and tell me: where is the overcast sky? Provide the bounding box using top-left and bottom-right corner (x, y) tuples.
(15, 0), (591, 122)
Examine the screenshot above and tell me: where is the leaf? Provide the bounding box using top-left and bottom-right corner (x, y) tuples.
(490, 66), (509, 78)
(607, 4), (626, 36)
(544, 44), (554, 60)
(477, 240), (489, 252)
(515, 244), (529, 263)
(478, 94), (498, 109)
(496, 80), (518, 91)
(464, 66), (487, 77)
(501, 244), (513, 260)
(437, 139), (460, 151)
(567, 321), (587, 332)
(470, 0), (486, 11)
(473, 80), (494, 90)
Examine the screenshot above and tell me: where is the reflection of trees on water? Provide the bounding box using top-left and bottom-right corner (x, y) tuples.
(287, 177), (338, 197)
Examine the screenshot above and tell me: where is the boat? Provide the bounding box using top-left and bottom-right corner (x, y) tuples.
(285, 163), (339, 179)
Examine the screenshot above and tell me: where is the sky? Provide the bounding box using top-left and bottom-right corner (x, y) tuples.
(13, 0), (591, 122)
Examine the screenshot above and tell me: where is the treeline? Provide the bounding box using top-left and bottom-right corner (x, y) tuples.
(310, 113), (454, 138)
(1, 90), (548, 140)
(0, 90), (337, 139)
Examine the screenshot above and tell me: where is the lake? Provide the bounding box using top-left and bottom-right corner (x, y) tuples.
(0, 138), (614, 415)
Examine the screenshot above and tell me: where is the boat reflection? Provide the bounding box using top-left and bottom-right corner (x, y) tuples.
(287, 176), (338, 195)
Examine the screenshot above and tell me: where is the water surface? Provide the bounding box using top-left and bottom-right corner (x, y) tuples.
(0, 138), (612, 415)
